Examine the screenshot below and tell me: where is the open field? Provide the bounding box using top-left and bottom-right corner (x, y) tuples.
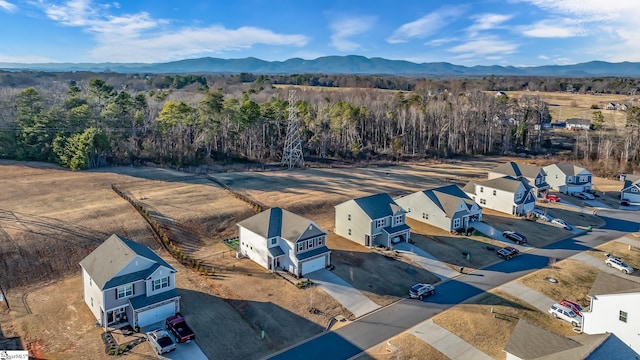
(356, 333), (448, 360)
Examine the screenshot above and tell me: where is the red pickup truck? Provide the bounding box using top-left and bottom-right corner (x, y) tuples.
(165, 314), (195, 343)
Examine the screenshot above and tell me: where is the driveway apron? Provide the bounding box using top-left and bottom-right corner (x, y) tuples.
(307, 269), (380, 318)
(409, 319), (493, 360)
(498, 281), (556, 312)
(393, 242), (460, 281)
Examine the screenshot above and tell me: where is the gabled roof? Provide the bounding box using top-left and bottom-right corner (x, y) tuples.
(588, 271), (640, 297)
(546, 163), (591, 176)
(623, 174), (640, 190)
(492, 161), (546, 179)
(351, 193), (404, 219)
(237, 207), (325, 242)
(422, 184), (477, 218)
(129, 288), (180, 311)
(79, 234), (175, 290)
(463, 176), (531, 194)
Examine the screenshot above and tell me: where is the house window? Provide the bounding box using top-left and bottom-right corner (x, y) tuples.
(316, 238), (324, 246)
(348, 214), (351, 221)
(394, 215), (403, 225)
(91, 297), (93, 307)
(89, 278), (92, 286)
(619, 310), (628, 323)
(492, 190), (497, 196)
(348, 229), (351, 235)
(307, 239), (314, 249)
(271, 238), (277, 245)
(153, 277), (170, 291)
(297, 243), (304, 252)
(631, 188), (638, 193)
(422, 213), (429, 220)
(480, 187), (484, 193)
(375, 219), (385, 228)
(567, 176), (573, 182)
(117, 284), (133, 299)
(480, 199), (486, 205)
(579, 175), (588, 182)
(453, 218), (461, 229)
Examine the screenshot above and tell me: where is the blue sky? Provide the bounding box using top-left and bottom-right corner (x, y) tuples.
(0, 0), (638, 66)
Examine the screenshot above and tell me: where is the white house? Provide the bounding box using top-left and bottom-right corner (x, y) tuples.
(620, 174), (640, 204)
(544, 163), (593, 195)
(462, 176), (536, 216)
(334, 193), (410, 248)
(565, 118), (592, 130)
(581, 272), (640, 355)
(80, 234), (180, 329)
(488, 161), (549, 197)
(395, 184), (482, 232)
(237, 207), (330, 277)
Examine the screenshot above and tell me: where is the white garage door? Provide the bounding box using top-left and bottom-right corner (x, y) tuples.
(137, 302), (176, 327)
(301, 256), (326, 275)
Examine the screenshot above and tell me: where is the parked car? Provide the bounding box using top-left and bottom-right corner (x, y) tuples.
(551, 218), (573, 231)
(409, 283), (435, 300)
(605, 257), (634, 274)
(559, 299), (583, 316)
(572, 192), (588, 200)
(620, 198), (631, 206)
(502, 230), (527, 244)
(548, 303), (583, 327)
(497, 246), (520, 260)
(166, 314), (196, 343)
(545, 194), (561, 202)
(579, 192), (595, 200)
(531, 208), (552, 222)
(146, 328), (176, 355)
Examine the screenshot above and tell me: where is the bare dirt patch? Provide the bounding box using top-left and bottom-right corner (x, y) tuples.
(356, 333), (448, 360)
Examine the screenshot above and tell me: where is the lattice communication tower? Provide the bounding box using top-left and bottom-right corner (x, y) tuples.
(281, 90), (305, 169)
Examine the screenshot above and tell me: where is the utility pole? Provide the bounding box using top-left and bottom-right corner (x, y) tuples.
(281, 90), (305, 169)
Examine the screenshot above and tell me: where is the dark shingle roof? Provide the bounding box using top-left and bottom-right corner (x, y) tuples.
(588, 271), (640, 297)
(296, 246), (330, 261)
(237, 207), (325, 242)
(548, 163), (590, 176)
(79, 234), (175, 290)
(422, 184), (477, 218)
(464, 176), (531, 194)
(129, 288), (180, 310)
(492, 161), (546, 180)
(566, 118), (591, 126)
(353, 193), (404, 219)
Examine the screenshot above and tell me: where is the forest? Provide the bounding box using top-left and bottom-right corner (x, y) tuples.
(0, 70), (639, 177)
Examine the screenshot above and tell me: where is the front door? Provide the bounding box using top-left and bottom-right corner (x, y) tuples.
(268, 256), (273, 270)
(365, 235), (370, 247)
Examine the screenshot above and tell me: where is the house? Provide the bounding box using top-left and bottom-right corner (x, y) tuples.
(620, 174), (640, 203)
(80, 234), (180, 330)
(605, 102), (616, 110)
(334, 193), (410, 248)
(543, 163), (593, 194)
(565, 118), (592, 130)
(488, 161), (550, 197)
(237, 207), (330, 277)
(503, 320), (637, 359)
(581, 272), (640, 355)
(463, 176), (536, 216)
(395, 184), (482, 232)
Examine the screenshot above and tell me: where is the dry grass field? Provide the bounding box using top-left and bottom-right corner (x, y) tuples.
(519, 259), (599, 306)
(356, 333), (448, 360)
(588, 239), (640, 271)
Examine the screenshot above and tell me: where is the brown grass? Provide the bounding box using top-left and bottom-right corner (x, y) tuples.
(588, 240), (640, 270)
(519, 259), (599, 306)
(356, 333), (448, 360)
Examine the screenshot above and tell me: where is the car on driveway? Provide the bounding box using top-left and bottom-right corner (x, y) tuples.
(166, 314), (196, 343)
(551, 218), (573, 231)
(571, 192), (589, 200)
(545, 194), (560, 202)
(559, 299), (583, 316)
(531, 208), (552, 222)
(502, 230), (527, 244)
(579, 192), (595, 200)
(605, 257), (634, 274)
(548, 303), (582, 327)
(497, 246), (520, 260)
(409, 283), (435, 300)
(620, 198), (631, 206)
(146, 328), (176, 355)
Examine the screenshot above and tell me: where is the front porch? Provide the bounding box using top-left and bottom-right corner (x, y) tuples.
(381, 223), (411, 249)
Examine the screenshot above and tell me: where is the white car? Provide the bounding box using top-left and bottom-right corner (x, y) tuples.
(548, 303), (583, 327)
(531, 208), (552, 222)
(605, 257), (634, 274)
(580, 192), (595, 200)
(551, 218), (573, 231)
(146, 328), (176, 355)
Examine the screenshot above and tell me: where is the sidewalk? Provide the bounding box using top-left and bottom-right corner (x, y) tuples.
(617, 235), (640, 249)
(409, 320), (493, 360)
(498, 282), (556, 313)
(393, 242), (460, 281)
(307, 269), (380, 318)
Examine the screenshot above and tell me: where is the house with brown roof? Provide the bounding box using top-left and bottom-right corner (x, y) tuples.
(488, 161), (549, 197)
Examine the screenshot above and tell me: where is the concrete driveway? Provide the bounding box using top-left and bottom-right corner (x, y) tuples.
(498, 281), (556, 313)
(307, 269), (380, 318)
(393, 242), (460, 281)
(142, 322), (208, 360)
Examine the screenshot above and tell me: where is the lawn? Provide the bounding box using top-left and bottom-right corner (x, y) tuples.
(356, 333), (448, 360)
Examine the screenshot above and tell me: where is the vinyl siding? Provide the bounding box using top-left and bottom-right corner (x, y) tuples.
(335, 201), (374, 246)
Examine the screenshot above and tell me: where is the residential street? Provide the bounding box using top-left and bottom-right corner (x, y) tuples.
(266, 208), (639, 360)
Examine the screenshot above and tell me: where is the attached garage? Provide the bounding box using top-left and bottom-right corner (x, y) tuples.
(136, 301), (177, 327)
(301, 255), (327, 275)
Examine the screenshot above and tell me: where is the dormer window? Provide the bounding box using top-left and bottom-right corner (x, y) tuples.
(153, 277), (169, 291)
(271, 238), (277, 245)
(394, 215), (403, 225)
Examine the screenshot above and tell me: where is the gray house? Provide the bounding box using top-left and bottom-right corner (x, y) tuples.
(395, 184), (482, 232)
(620, 174), (640, 204)
(334, 193), (410, 248)
(488, 161), (549, 197)
(463, 176), (536, 216)
(80, 234), (180, 330)
(544, 163), (592, 194)
(237, 207), (331, 277)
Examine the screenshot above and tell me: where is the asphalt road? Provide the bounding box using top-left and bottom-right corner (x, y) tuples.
(266, 208), (639, 360)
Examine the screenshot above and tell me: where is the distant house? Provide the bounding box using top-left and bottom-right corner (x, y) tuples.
(620, 174), (640, 203)
(565, 118), (592, 130)
(237, 207), (330, 277)
(334, 193), (410, 248)
(605, 102), (617, 110)
(80, 234), (180, 330)
(544, 163), (592, 194)
(462, 176), (535, 216)
(503, 320), (637, 360)
(581, 272), (640, 355)
(495, 91), (507, 97)
(395, 184), (481, 232)
(488, 161), (549, 197)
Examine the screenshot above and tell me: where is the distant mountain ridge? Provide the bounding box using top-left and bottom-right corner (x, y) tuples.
(2, 55), (640, 77)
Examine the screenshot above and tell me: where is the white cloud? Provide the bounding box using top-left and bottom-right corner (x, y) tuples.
(425, 37), (458, 47)
(448, 37), (518, 58)
(329, 16), (375, 52)
(386, 6), (466, 44)
(38, 0), (309, 62)
(467, 13), (512, 36)
(521, 18), (587, 38)
(0, 54), (55, 63)
(0, 0), (16, 12)
(538, 55), (549, 60)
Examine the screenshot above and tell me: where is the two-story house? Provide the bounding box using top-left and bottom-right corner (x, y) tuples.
(462, 176), (535, 216)
(488, 161), (549, 198)
(620, 174), (640, 204)
(395, 184), (482, 232)
(80, 234), (180, 330)
(544, 163), (592, 195)
(334, 193), (410, 248)
(237, 207), (330, 277)
(581, 272), (640, 355)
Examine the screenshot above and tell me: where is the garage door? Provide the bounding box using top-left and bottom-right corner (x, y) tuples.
(301, 256), (326, 275)
(137, 302), (176, 327)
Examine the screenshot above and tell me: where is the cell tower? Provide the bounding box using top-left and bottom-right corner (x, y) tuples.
(281, 90), (305, 169)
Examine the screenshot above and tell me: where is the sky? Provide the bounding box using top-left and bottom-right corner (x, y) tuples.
(0, 0), (639, 66)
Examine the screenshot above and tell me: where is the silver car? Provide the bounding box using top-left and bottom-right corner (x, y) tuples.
(147, 328), (176, 355)
(605, 257), (634, 274)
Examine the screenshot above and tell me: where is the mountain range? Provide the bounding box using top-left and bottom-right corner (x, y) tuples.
(2, 55), (640, 77)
